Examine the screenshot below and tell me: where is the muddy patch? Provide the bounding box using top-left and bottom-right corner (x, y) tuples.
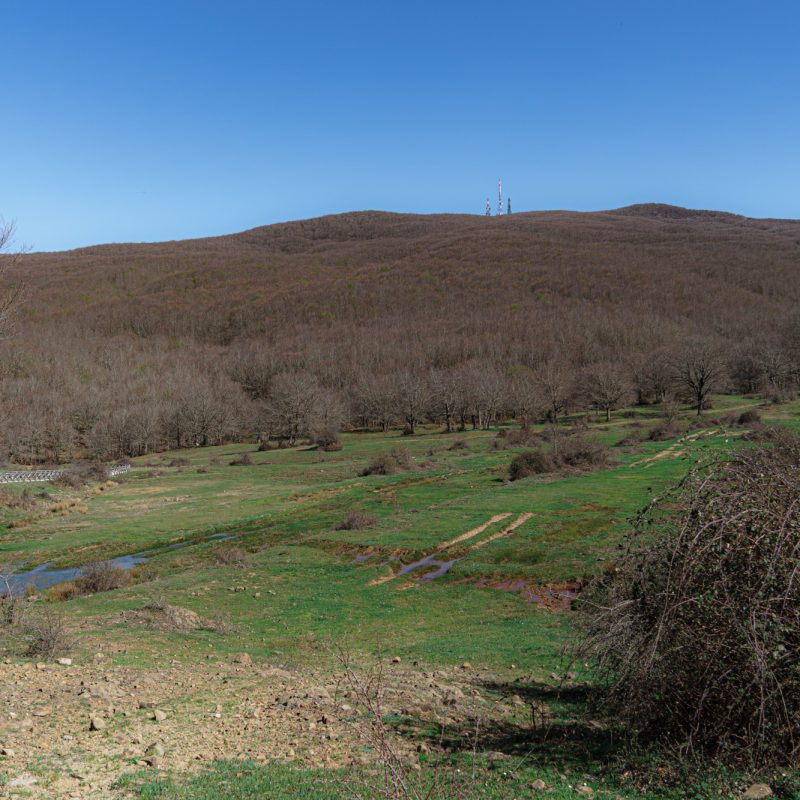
(473, 577), (581, 609)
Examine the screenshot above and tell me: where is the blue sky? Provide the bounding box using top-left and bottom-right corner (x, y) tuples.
(3, 0), (799, 250)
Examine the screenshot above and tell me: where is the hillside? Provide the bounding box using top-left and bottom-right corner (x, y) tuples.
(1, 204), (799, 463)
(17, 205), (800, 342)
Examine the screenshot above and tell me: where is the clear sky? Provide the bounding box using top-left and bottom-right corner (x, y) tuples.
(3, 0), (800, 250)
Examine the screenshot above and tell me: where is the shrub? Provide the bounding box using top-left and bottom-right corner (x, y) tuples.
(337, 511), (378, 530)
(0, 489), (35, 510)
(360, 447), (414, 476)
(313, 427), (342, 452)
(229, 452), (254, 466)
(575, 432), (800, 766)
(24, 606), (73, 659)
(168, 457), (191, 467)
(737, 409), (762, 425)
(648, 423), (680, 441)
(55, 460), (110, 488)
(77, 561), (130, 594)
(508, 435), (611, 480)
(213, 545), (249, 568)
(508, 449), (555, 480)
(448, 439), (468, 451)
(557, 434), (611, 469)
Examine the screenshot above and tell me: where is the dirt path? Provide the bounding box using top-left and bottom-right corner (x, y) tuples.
(466, 513), (533, 551)
(437, 513), (512, 550)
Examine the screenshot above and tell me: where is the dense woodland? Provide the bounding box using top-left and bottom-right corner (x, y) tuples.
(3, 203), (800, 463)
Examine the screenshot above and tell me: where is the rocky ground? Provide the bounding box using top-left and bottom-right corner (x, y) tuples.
(0, 652), (531, 799)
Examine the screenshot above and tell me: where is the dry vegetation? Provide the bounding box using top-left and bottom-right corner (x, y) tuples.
(576, 432), (800, 766)
(1, 205), (799, 463)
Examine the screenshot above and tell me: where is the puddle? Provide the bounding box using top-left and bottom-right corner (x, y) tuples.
(6, 532), (239, 595)
(396, 554), (460, 581)
(7, 552), (148, 595)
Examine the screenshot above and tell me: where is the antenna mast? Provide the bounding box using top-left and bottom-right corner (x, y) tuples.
(485, 197), (491, 216)
(497, 178), (503, 216)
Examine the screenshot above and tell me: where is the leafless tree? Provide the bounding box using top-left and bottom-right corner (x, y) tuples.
(582, 362), (631, 422)
(0, 220), (25, 335)
(536, 361), (572, 426)
(672, 343), (727, 415)
(267, 370), (323, 445)
(395, 372), (429, 435)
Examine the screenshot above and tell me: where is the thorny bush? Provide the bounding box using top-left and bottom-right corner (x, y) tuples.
(575, 431), (800, 767)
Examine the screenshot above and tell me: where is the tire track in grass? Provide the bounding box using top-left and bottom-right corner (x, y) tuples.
(465, 512), (533, 552)
(437, 513), (512, 550)
(367, 513), (530, 585)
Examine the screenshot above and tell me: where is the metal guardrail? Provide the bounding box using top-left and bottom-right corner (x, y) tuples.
(0, 464), (131, 485)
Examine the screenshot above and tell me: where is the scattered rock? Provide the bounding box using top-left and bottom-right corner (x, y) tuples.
(530, 779), (548, 790)
(461, 662), (472, 670)
(9, 774), (38, 788)
(743, 785), (773, 800)
(145, 742), (165, 756)
(576, 786), (594, 798)
(487, 751), (508, 769)
(57, 658), (72, 666)
(510, 694), (525, 706)
(0, 748), (15, 756)
(89, 717), (105, 731)
(442, 689), (463, 706)
(152, 709), (167, 722)
(234, 653), (252, 665)
(35, 662), (46, 671)
(392, 656), (401, 663)
(32, 706), (52, 717)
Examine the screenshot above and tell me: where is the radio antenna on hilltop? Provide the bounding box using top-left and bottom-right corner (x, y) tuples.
(485, 197), (491, 216)
(497, 178), (503, 216)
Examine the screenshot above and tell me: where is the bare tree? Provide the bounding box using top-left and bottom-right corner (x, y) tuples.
(582, 362), (631, 422)
(0, 220), (25, 334)
(536, 361), (572, 426)
(395, 372), (429, 435)
(267, 371), (323, 445)
(672, 343), (727, 415)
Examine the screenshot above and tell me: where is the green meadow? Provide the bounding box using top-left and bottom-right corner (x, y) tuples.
(2, 395), (799, 799)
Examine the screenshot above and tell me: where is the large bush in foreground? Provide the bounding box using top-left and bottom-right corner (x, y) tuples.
(576, 431), (800, 766)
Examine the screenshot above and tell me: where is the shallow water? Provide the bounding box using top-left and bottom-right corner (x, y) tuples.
(396, 553), (460, 581)
(7, 552), (149, 595)
(7, 532), (239, 595)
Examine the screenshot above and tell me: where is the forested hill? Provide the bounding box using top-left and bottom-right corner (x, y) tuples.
(2, 204), (800, 463)
(18, 204), (800, 342)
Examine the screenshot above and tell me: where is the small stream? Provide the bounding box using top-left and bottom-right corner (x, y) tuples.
(7, 533), (237, 596)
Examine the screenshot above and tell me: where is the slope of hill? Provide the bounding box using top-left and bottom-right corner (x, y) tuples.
(17, 205), (800, 341)
(1, 205), (799, 462)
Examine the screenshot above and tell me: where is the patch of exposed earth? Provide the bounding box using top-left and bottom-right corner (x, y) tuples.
(0, 653), (535, 798)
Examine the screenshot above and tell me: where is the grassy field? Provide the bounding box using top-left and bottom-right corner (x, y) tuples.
(2, 395), (799, 799)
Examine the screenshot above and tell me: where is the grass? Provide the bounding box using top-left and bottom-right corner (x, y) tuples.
(116, 756), (787, 800)
(0, 395), (783, 671)
(3, 395), (800, 798)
